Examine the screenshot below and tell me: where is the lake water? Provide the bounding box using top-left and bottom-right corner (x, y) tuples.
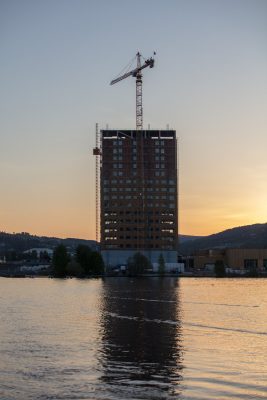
(0, 277), (266, 399)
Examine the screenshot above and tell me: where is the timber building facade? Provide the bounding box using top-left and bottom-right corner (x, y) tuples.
(100, 130), (178, 266)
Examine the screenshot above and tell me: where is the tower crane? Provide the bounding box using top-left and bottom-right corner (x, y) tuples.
(110, 52), (155, 130)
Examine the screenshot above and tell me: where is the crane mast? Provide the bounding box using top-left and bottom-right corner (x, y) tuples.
(110, 52), (155, 130)
(136, 52), (143, 130)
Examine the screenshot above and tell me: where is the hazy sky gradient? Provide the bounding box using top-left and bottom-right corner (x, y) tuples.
(1, 0), (267, 239)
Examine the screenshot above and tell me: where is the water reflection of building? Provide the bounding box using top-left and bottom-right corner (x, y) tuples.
(99, 278), (183, 399)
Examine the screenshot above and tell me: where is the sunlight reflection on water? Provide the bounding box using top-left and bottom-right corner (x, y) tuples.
(0, 277), (266, 399)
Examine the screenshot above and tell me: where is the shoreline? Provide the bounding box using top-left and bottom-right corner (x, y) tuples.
(1, 273), (267, 279)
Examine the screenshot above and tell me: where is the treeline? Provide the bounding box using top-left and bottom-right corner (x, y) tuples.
(0, 231), (97, 255)
(52, 244), (104, 277)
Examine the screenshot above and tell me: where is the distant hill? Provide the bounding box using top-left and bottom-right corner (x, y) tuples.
(178, 235), (204, 244)
(0, 231), (98, 255)
(178, 223), (267, 255)
(2, 223), (267, 257)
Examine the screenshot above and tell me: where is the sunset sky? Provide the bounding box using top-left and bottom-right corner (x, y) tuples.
(1, 0), (267, 239)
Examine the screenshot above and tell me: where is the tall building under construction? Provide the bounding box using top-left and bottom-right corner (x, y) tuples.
(100, 129), (178, 267)
(93, 52), (179, 267)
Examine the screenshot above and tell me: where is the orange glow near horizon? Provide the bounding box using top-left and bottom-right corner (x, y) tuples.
(2, 185), (267, 240)
(1, 1), (266, 241)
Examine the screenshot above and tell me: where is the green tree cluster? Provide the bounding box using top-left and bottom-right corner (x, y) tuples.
(52, 244), (104, 277)
(127, 252), (151, 276)
(52, 244), (69, 277)
(214, 260), (226, 278)
(158, 253), (166, 275)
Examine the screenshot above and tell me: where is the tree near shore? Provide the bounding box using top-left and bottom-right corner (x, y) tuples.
(89, 251), (105, 275)
(214, 260), (226, 278)
(158, 253), (166, 276)
(52, 244), (105, 277)
(75, 245), (92, 275)
(66, 260), (84, 277)
(75, 245), (104, 275)
(52, 244), (69, 277)
(127, 252), (151, 276)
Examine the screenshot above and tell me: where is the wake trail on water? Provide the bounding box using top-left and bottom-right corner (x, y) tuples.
(107, 296), (260, 308)
(105, 312), (267, 336)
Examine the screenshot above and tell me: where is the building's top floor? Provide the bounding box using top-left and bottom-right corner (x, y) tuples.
(101, 130), (176, 140)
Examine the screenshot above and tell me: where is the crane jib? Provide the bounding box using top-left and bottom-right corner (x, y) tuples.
(110, 52), (155, 130)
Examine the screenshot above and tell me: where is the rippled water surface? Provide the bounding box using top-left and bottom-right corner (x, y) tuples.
(0, 277), (266, 399)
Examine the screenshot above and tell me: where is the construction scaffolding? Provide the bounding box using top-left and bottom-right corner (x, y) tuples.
(93, 123), (101, 243)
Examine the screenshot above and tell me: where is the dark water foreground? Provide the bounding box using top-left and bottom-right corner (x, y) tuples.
(0, 277), (266, 399)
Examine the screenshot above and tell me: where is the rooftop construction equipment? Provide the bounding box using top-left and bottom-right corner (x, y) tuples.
(110, 52), (155, 130)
